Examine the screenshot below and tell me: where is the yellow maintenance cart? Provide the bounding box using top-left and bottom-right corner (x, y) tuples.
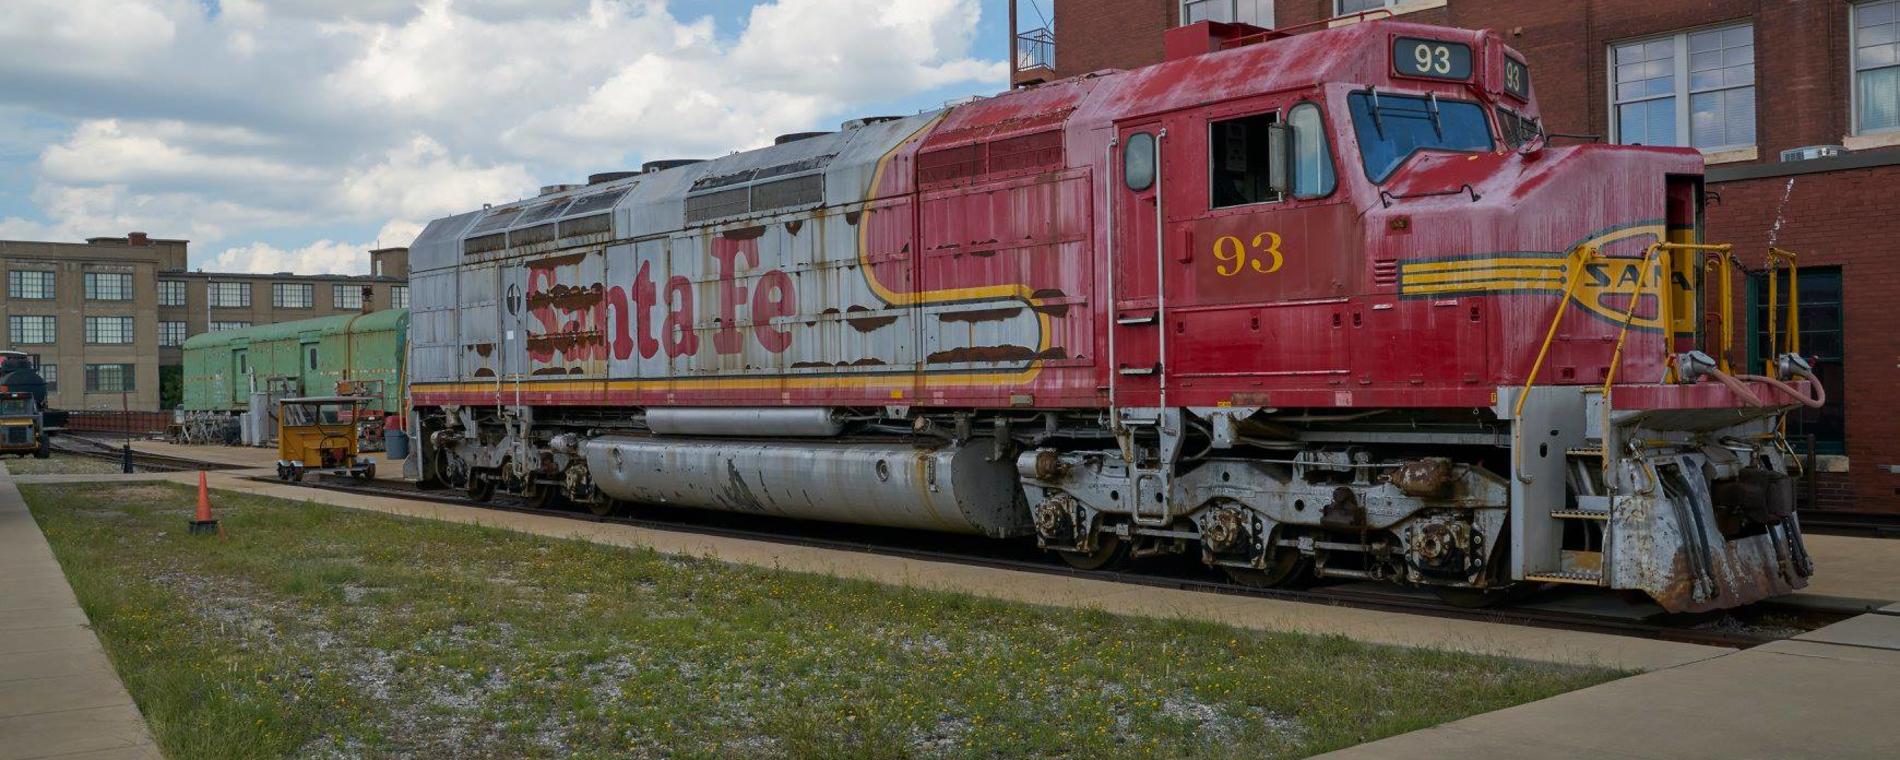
(275, 396), (376, 481)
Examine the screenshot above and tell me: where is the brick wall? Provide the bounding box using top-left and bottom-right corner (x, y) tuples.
(1706, 163), (1900, 514)
(1053, 0), (1177, 76)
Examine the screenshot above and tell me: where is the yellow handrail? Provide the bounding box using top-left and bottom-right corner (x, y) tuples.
(1701, 248), (1737, 373)
(1511, 244), (1598, 484)
(1597, 241), (1733, 484)
(1765, 247), (1801, 374)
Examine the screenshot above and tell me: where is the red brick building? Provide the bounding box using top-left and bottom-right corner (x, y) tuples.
(1010, 0), (1900, 513)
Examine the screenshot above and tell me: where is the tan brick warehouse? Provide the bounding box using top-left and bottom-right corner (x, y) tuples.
(1011, 0), (1900, 513)
(0, 233), (408, 411)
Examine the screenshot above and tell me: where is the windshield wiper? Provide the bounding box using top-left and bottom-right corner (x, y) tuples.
(1363, 86), (1386, 138)
(1426, 92), (1444, 140)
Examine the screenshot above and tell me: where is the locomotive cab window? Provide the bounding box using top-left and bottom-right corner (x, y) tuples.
(1209, 112), (1280, 208)
(1123, 132), (1156, 191)
(1348, 89), (1494, 182)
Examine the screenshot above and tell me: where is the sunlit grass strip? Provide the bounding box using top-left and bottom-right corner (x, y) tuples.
(25, 482), (1621, 759)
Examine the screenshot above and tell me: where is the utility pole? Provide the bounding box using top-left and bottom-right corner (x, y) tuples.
(1008, 0), (1018, 84)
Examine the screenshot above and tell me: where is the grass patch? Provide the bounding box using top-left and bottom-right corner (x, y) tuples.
(25, 482), (1620, 758)
(6, 453), (129, 475)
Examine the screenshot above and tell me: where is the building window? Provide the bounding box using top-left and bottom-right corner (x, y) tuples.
(84, 364), (135, 393)
(38, 363), (55, 392)
(85, 316), (135, 344)
(84, 271), (133, 301)
(208, 321), (251, 333)
(1856, 0), (1900, 134)
(1336, 0), (1394, 15)
(8, 270), (55, 300)
(158, 279), (187, 307)
(1610, 24), (1756, 150)
(391, 285), (409, 309)
(334, 284), (364, 310)
(273, 282), (314, 308)
(208, 281), (250, 308)
(1749, 267), (1845, 455)
(7, 316), (55, 345)
(159, 321), (188, 347)
(1182, 0), (1271, 26)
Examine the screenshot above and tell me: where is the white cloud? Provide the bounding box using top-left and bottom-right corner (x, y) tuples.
(203, 219), (427, 275)
(337, 134), (537, 220)
(0, 0), (1005, 271)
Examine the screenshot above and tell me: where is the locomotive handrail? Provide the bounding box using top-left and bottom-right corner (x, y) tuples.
(1511, 244), (1599, 484)
(1597, 241), (1734, 487)
(1765, 247), (1801, 375)
(1700, 247), (1738, 373)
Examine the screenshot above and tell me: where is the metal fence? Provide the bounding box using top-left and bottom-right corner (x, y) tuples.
(1016, 27), (1055, 72)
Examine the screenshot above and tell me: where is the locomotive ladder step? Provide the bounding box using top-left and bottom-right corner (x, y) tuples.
(1567, 447), (1605, 457)
(1550, 509), (1610, 521)
(1525, 570), (1604, 586)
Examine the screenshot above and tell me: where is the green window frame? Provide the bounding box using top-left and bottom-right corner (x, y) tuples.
(1746, 266), (1844, 455)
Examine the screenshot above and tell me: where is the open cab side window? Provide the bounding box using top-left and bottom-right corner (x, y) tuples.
(1206, 101), (1338, 209)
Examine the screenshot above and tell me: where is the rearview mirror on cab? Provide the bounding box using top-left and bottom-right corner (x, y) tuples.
(1267, 122), (1292, 197)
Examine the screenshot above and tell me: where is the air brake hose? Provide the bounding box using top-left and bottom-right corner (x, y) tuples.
(1737, 372), (1826, 409)
(1703, 367), (1766, 407)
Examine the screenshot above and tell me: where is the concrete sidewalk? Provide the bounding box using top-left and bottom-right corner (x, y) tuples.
(1314, 609), (1900, 759)
(0, 464), (160, 760)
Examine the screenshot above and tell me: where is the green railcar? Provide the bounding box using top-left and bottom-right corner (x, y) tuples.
(181, 310), (407, 414)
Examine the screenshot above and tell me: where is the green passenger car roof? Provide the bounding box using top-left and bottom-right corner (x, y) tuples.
(181, 309), (409, 350)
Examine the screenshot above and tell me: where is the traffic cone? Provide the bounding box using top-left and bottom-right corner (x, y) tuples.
(188, 470), (219, 536)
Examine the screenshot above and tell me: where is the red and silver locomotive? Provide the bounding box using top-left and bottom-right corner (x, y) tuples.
(408, 19), (1819, 612)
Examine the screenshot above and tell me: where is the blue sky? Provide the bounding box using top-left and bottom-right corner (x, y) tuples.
(0, 0), (1023, 273)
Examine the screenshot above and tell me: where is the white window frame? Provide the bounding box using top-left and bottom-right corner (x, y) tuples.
(391, 285), (410, 310)
(208, 321), (251, 333)
(158, 279), (187, 307)
(1335, 0), (1396, 16)
(1607, 22), (1757, 152)
(1853, 0), (1900, 136)
(1181, 0), (1273, 27)
(38, 363), (55, 391)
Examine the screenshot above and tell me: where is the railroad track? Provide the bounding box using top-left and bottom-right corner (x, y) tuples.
(48, 434), (246, 472)
(268, 473), (1835, 650)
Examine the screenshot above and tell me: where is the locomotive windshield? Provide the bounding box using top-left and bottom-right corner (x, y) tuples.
(0, 398), (30, 415)
(1347, 90), (1493, 182)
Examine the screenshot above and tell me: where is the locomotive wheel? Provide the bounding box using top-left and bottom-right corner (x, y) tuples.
(1221, 550), (1310, 589)
(524, 482), (559, 510)
(466, 475), (495, 503)
(586, 496), (627, 517)
(1057, 534), (1130, 571)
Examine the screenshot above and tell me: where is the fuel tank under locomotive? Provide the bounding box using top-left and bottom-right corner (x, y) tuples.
(580, 436), (1032, 538)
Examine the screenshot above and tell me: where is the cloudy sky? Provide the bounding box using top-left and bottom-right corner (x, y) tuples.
(0, 0), (1026, 274)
